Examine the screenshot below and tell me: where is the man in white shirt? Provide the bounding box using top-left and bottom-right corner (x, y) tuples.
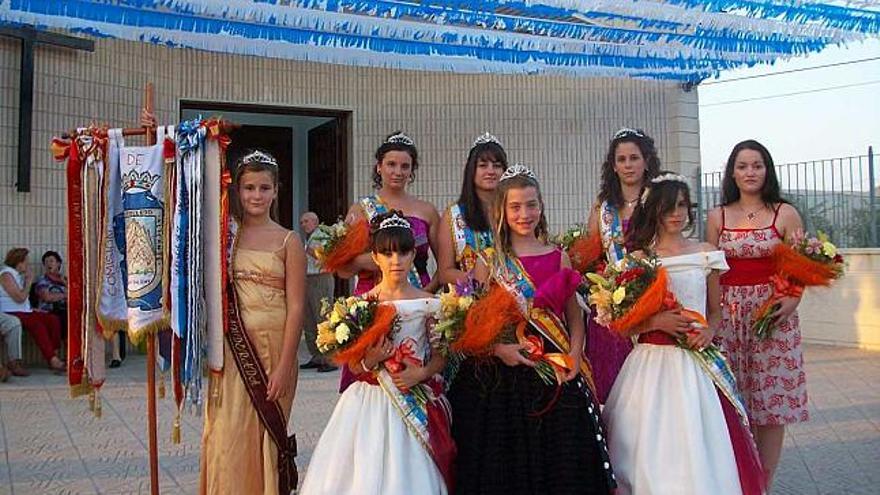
(299, 212), (338, 373)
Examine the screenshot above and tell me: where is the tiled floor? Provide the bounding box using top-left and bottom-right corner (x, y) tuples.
(1, 344), (878, 494)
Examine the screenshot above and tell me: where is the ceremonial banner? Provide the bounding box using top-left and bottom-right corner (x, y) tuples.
(96, 129), (129, 336)
(78, 132), (107, 412)
(203, 135), (225, 374)
(175, 118), (207, 410)
(120, 126), (172, 342)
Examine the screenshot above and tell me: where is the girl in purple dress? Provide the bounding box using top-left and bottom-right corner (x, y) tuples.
(584, 128), (660, 402)
(449, 164), (615, 495)
(336, 131), (440, 391)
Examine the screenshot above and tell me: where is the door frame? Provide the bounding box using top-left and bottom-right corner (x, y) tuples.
(178, 100), (352, 209)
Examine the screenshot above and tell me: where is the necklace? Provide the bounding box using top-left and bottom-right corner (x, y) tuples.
(739, 204), (766, 223)
(623, 197), (639, 208)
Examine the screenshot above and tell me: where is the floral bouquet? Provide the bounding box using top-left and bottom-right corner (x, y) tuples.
(554, 224), (604, 275)
(432, 279), (481, 358)
(316, 295), (399, 366)
(585, 255), (668, 333)
(586, 254), (728, 363)
(751, 231), (844, 340)
(450, 283), (570, 386)
(313, 219), (370, 273)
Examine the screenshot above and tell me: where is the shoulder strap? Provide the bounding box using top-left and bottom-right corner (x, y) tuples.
(720, 206), (727, 230)
(281, 230), (295, 248)
(771, 203), (783, 226)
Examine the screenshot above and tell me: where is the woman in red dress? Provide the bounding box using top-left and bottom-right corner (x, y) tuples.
(706, 140), (808, 489)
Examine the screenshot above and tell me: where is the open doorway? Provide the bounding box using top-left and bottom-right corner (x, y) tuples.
(179, 101), (350, 230)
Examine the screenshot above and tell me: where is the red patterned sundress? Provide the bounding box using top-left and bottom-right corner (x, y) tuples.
(717, 205), (809, 426)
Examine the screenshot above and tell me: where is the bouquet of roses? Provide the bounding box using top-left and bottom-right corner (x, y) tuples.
(586, 254), (727, 362)
(751, 231), (845, 340)
(313, 219), (370, 273)
(432, 279), (481, 358)
(316, 295), (399, 366)
(554, 224), (604, 275)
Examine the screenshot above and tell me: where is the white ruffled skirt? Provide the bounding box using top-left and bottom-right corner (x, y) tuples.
(602, 343), (743, 495)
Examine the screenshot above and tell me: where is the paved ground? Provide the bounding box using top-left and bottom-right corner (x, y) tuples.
(1, 343), (878, 495)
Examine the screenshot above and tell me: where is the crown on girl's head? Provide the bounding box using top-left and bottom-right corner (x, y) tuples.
(613, 127), (646, 140)
(651, 173), (688, 185)
(472, 132), (501, 148)
(384, 132), (415, 146)
(499, 163), (536, 182)
(378, 213), (412, 231)
(240, 150), (278, 168)
(640, 173), (690, 205)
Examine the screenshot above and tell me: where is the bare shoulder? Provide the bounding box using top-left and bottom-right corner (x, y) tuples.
(707, 206), (723, 222)
(776, 202), (802, 222)
(698, 241), (718, 253)
(414, 198), (441, 221)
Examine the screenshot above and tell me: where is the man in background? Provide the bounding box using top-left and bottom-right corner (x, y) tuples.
(299, 212), (338, 373)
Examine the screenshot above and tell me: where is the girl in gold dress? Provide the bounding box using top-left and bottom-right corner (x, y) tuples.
(200, 150), (307, 495)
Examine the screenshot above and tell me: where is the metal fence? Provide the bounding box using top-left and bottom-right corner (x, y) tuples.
(697, 146), (879, 248)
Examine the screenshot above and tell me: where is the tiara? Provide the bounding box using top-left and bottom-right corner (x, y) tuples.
(499, 163), (536, 182)
(472, 132), (501, 148)
(240, 150), (278, 168)
(640, 173), (689, 205)
(613, 127), (646, 140)
(385, 132), (414, 146)
(378, 213), (411, 231)
(651, 173), (688, 185)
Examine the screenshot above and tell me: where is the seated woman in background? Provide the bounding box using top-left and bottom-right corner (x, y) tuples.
(0, 248), (65, 373)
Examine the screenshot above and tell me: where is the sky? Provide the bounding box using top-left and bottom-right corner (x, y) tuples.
(698, 38), (880, 173)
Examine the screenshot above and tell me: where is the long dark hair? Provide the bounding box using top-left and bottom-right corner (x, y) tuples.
(370, 210), (416, 254)
(598, 129), (661, 209)
(626, 174), (695, 252)
(721, 139), (788, 206)
(372, 131), (419, 189)
(457, 142), (508, 232)
(231, 149), (280, 221)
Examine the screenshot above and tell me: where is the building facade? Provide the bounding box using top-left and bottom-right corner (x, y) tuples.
(0, 36), (699, 260)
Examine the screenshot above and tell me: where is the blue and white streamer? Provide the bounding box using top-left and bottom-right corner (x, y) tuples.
(1, 0), (877, 81)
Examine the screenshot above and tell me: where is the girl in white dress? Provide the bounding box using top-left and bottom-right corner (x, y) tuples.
(602, 173), (765, 495)
(300, 210), (452, 495)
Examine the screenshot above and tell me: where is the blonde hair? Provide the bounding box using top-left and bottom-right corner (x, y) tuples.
(491, 175), (549, 273)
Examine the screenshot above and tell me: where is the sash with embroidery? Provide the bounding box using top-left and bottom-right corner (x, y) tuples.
(494, 255), (597, 395)
(119, 126), (173, 343)
(598, 201), (626, 264)
(447, 203), (494, 273)
(172, 118), (210, 412)
(55, 133), (87, 396)
(202, 122), (231, 381)
(96, 129), (128, 336)
(77, 132), (108, 406)
(374, 367), (455, 488)
(359, 196), (424, 288)
(680, 322), (751, 428)
(225, 279), (298, 495)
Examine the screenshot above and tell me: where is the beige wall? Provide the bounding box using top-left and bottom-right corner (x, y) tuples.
(0, 36), (698, 261)
(799, 249), (880, 350)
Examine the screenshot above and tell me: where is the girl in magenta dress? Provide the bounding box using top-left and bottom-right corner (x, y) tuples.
(449, 165), (615, 495)
(584, 128), (660, 402)
(706, 140), (808, 489)
(336, 131), (440, 391)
